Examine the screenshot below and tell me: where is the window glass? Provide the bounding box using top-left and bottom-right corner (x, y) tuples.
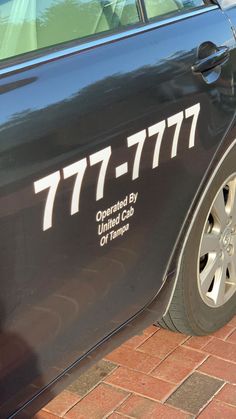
(144, 0), (205, 21)
(0, 0), (140, 61)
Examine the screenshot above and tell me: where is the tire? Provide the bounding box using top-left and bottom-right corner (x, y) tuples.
(159, 144), (236, 335)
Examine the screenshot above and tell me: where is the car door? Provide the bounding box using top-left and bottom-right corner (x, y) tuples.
(0, 0), (235, 415)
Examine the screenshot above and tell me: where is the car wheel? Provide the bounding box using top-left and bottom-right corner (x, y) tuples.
(159, 145), (236, 335)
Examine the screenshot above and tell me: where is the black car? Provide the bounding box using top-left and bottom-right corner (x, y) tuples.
(0, 0), (236, 416)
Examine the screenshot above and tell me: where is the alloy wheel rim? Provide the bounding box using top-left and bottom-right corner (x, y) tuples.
(198, 174), (236, 308)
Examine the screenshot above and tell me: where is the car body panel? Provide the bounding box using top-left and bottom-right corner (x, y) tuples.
(0, 3), (236, 417)
(218, 2), (236, 35)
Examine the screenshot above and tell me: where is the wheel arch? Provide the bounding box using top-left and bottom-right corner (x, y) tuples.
(163, 116), (236, 315)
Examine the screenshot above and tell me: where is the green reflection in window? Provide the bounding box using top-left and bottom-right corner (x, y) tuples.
(0, 0), (140, 60)
(144, 0), (205, 21)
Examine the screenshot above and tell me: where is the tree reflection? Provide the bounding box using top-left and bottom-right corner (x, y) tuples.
(37, 0), (139, 49)
(0, 0), (140, 59)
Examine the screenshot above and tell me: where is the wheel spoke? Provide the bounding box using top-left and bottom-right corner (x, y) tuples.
(228, 179), (236, 224)
(213, 257), (228, 306)
(200, 253), (221, 295)
(228, 250), (236, 285)
(200, 233), (220, 257)
(212, 189), (227, 227)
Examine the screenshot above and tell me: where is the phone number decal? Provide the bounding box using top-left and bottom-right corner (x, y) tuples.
(34, 103), (200, 233)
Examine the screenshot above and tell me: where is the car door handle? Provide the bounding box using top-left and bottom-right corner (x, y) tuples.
(192, 46), (230, 74)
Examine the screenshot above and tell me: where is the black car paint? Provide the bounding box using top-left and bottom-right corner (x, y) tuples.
(0, 3), (236, 417)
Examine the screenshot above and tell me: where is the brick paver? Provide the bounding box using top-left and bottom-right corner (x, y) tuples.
(64, 384), (128, 419)
(36, 315), (236, 418)
(116, 394), (191, 419)
(215, 383), (236, 406)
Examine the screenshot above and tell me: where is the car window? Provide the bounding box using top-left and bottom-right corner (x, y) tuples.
(0, 0), (140, 61)
(144, 0), (205, 21)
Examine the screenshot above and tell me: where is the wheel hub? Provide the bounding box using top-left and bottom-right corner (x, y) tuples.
(221, 227), (234, 252)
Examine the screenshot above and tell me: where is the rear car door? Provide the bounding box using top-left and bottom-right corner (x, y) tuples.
(0, 0), (235, 415)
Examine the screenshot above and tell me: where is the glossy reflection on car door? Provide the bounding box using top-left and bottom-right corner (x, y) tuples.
(0, 7), (235, 416)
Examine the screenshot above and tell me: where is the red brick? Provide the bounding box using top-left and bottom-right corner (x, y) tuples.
(117, 394), (191, 418)
(65, 383), (128, 419)
(203, 338), (236, 363)
(138, 329), (186, 359)
(34, 412), (59, 419)
(123, 325), (158, 349)
(43, 391), (80, 416)
(167, 346), (207, 365)
(212, 325), (234, 340)
(106, 345), (161, 373)
(198, 399), (236, 418)
(107, 414), (127, 419)
(198, 356), (236, 383)
(183, 336), (213, 350)
(215, 384), (236, 406)
(152, 358), (192, 384)
(105, 366), (175, 401)
(152, 345), (207, 384)
(227, 330), (236, 344)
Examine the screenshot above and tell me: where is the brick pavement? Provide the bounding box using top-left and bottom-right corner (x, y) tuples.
(36, 315), (236, 418)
